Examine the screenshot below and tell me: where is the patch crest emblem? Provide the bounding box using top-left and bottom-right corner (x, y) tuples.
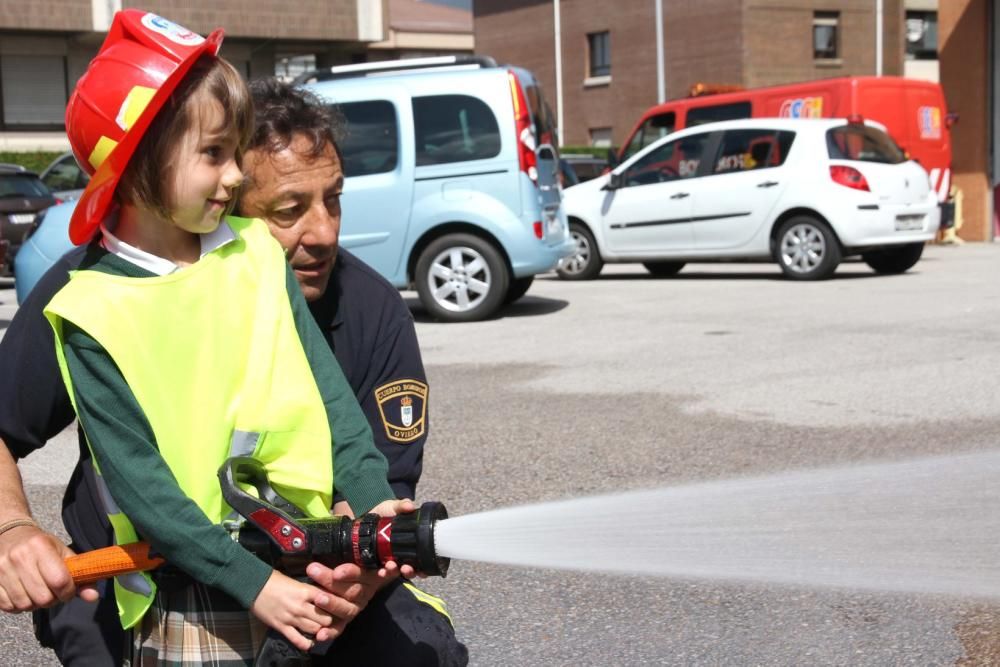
(374, 379), (428, 443)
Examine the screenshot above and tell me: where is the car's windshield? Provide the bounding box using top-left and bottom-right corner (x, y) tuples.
(826, 125), (906, 164)
(0, 174), (51, 198)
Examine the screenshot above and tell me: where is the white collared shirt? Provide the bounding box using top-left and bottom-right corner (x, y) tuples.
(100, 219), (237, 277)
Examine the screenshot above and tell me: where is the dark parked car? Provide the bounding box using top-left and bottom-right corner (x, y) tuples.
(39, 151), (90, 202)
(0, 164), (57, 276)
(560, 153), (608, 186)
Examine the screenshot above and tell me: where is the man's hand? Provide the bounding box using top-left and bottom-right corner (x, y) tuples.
(0, 525), (98, 612)
(304, 560), (406, 638)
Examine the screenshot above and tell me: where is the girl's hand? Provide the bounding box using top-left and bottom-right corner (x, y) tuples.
(368, 498), (415, 518)
(249, 570), (361, 649)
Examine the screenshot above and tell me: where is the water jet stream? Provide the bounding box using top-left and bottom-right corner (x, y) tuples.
(434, 450), (1000, 598)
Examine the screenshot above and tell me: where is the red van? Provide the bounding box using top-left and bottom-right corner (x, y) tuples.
(618, 76), (954, 204)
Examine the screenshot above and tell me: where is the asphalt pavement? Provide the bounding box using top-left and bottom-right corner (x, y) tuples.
(2, 244), (1000, 665)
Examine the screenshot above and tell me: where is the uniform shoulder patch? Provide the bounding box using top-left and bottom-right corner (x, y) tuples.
(374, 379), (428, 443)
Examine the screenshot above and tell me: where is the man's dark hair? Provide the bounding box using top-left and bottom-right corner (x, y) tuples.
(248, 77), (344, 163)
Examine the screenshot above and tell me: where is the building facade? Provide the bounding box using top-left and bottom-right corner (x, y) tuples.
(937, 0), (995, 241)
(0, 0), (389, 150)
(475, 0), (904, 149)
(476, 0), (999, 241)
(368, 0), (473, 60)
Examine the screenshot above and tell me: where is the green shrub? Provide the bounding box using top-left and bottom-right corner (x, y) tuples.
(559, 145), (611, 156)
(0, 151), (63, 174)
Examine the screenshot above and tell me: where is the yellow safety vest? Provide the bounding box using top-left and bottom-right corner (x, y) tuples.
(44, 216), (334, 628)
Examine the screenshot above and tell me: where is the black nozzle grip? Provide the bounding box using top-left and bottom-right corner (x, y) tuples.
(390, 501), (450, 577)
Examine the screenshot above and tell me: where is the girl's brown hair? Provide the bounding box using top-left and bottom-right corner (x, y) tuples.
(117, 56), (253, 221)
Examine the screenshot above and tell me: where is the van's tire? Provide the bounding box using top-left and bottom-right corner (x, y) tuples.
(504, 276), (535, 304)
(557, 222), (603, 280)
(643, 261), (686, 277)
(862, 242), (924, 275)
(415, 233), (509, 322)
(774, 215), (841, 281)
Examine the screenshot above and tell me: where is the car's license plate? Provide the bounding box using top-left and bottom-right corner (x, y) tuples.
(894, 215), (924, 231)
(546, 214), (563, 237)
(8, 213), (35, 224)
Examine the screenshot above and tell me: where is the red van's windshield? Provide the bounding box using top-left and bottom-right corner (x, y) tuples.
(621, 112), (675, 162)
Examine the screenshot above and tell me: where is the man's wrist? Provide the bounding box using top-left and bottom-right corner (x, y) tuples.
(0, 517), (38, 537)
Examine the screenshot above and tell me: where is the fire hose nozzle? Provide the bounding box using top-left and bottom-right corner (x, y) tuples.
(368, 501), (450, 577)
(219, 457), (450, 576)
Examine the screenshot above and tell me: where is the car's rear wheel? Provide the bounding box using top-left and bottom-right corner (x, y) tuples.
(862, 242), (924, 275)
(643, 261), (686, 277)
(557, 222), (603, 280)
(775, 215), (841, 280)
(504, 275), (535, 304)
(415, 233), (509, 322)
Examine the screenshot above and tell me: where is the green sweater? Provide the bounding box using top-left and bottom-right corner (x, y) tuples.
(61, 245), (394, 608)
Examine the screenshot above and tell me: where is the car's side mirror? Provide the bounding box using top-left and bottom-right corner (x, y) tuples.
(603, 171), (624, 190)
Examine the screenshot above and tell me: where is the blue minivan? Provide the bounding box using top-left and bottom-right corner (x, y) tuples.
(300, 56), (572, 321)
(16, 56), (572, 322)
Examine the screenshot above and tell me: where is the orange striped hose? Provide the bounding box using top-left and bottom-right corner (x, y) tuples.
(65, 542), (164, 585)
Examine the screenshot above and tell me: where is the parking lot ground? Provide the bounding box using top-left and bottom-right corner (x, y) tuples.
(3, 243), (1000, 665)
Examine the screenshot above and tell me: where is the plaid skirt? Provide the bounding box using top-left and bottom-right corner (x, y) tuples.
(125, 583), (268, 667)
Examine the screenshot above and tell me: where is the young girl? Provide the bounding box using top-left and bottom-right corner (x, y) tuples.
(43, 10), (402, 664)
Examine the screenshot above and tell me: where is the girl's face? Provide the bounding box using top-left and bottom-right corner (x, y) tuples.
(167, 98), (243, 234)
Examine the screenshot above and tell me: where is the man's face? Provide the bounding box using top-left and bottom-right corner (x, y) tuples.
(240, 134), (344, 302)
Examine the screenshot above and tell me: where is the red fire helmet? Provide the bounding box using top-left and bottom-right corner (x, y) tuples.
(65, 10), (224, 245)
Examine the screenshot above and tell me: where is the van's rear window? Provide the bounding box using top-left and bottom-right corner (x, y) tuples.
(523, 84), (558, 150)
(826, 125), (906, 164)
(413, 95), (501, 166)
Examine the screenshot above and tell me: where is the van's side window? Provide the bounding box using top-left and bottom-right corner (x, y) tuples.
(413, 95), (502, 166)
(712, 130), (796, 174)
(336, 100), (399, 176)
(622, 112), (675, 162)
(685, 102), (752, 127)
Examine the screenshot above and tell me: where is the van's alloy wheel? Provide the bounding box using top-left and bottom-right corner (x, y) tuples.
(775, 215), (841, 280)
(415, 233), (509, 322)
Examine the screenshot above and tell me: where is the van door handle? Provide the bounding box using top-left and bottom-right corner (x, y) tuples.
(757, 181), (779, 188)
(669, 192), (690, 199)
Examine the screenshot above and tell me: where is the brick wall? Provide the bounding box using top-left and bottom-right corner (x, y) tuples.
(475, 0), (904, 148)
(744, 0), (902, 87)
(662, 0), (745, 98)
(939, 0), (991, 241)
(0, 0), (91, 31)
(124, 0), (362, 41)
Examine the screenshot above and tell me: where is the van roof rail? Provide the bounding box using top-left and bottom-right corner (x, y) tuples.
(293, 55), (500, 85)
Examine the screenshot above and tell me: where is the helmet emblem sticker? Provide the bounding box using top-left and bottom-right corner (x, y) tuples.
(375, 380), (428, 443)
(141, 14), (205, 46)
(115, 86), (156, 131)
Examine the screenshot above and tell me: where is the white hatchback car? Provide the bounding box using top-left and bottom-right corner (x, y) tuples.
(559, 118), (940, 281)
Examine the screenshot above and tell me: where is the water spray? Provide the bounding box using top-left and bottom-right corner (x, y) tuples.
(67, 450), (1000, 603)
